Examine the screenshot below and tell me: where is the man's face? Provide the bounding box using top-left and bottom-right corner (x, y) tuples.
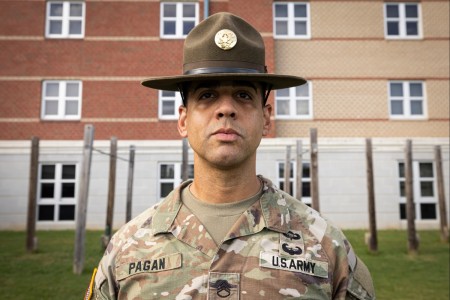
(178, 80), (272, 170)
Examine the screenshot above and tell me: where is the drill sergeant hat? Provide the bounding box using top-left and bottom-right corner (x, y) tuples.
(141, 12), (306, 101)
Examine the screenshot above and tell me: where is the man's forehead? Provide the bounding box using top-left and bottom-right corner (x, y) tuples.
(189, 80), (261, 91)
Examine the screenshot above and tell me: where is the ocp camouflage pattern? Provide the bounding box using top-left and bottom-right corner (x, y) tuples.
(92, 176), (375, 299)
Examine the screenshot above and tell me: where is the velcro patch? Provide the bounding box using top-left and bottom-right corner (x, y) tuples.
(116, 253), (182, 280)
(260, 252), (328, 278)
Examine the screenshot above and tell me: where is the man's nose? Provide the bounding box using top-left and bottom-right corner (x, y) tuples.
(215, 96), (237, 119)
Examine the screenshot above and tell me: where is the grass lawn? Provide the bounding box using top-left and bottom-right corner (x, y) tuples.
(0, 230), (448, 299)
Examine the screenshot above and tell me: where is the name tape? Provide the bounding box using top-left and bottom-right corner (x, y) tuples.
(259, 252), (328, 278)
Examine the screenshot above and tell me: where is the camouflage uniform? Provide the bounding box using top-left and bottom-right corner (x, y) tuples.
(92, 176), (375, 299)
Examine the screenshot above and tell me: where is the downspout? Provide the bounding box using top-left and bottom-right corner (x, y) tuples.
(204, 0), (209, 19)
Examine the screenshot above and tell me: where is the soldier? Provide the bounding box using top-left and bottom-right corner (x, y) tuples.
(86, 12), (375, 300)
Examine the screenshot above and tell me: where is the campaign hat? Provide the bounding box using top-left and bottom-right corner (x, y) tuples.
(141, 12), (306, 91)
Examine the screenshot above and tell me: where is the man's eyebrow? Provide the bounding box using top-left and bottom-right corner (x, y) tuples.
(232, 81), (258, 92)
(192, 81), (220, 92)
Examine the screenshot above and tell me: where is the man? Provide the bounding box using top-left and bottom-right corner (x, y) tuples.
(87, 12), (375, 300)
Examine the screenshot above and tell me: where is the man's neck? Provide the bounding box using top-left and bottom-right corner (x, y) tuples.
(190, 159), (261, 204)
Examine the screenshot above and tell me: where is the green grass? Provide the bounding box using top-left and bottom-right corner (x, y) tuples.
(0, 230), (448, 299)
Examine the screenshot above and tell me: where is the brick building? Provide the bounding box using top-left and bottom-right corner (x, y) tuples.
(0, 0), (448, 230)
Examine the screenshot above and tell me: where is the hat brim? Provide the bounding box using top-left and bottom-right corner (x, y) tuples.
(141, 73), (307, 91)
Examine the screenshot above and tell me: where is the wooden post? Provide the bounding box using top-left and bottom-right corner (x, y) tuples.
(26, 136), (39, 253)
(126, 145), (135, 223)
(405, 140), (419, 254)
(74, 125), (95, 275)
(103, 137), (117, 248)
(310, 128), (320, 212)
(284, 145), (291, 195)
(296, 140), (303, 202)
(181, 138), (189, 181)
(435, 146), (449, 242)
(365, 138), (378, 252)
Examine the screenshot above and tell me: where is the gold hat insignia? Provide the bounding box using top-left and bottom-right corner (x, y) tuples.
(214, 29), (237, 50)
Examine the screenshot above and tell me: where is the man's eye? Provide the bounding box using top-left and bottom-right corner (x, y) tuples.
(199, 92), (215, 100)
(236, 92), (252, 100)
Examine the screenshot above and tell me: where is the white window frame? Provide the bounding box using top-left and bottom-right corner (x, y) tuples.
(388, 81), (427, 120)
(160, 2), (199, 39)
(398, 161), (438, 220)
(384, 3), (422, 39)
(37, 163), (78, 222)
(158, 162), (194, 199)
(277, 161), (311, 205)
(158, 90), (183, 120)
(41, 80), (82, 120)
(275, 82), (313, 119)
(45, 1), (85, 39)
(273, 2), (311, 39)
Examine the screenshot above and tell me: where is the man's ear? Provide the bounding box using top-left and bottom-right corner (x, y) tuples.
(178, 105), (188, 138)
(262, 104), (272, 136)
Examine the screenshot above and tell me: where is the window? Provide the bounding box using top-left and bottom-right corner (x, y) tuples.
(384, 3), (421, 39)
(38, 163), (77, 221)
(159, 90), (183, 119)
(160, 2), (199, 38)
(273, 2), (311, 39)
(275, 82), (312, 119)
(277, 161), (311, 205)
(41, 81), (82, 120)
(159, 163), (194, 198)
(389, 81), (426, 119)
(45, 1), (85, 38)
(398, 161), (437, 220)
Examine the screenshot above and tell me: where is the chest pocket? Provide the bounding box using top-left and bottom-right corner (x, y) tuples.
(116, 253), (182, 281)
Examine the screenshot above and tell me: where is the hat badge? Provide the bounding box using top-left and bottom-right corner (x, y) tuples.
(214, 29), (237, 50)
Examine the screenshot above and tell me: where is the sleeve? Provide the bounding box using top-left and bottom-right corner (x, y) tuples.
(345, 248), (376, 300)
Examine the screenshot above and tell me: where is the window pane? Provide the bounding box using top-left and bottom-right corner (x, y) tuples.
(70, 3), (83, 17)
(66, 83), (79, 97)
(419, 163), (433, 178)
(65, 100), (79, 115)
(278, 163), (285, 178)
(399, 203), (406, 220)
(296, 100), (309, 115)
(302, 163), (310, 178)
(183, 4), (195, 17)
(59, 205), (75, 220)
(275, 21), (288, 35)
(294, 5), (307, 18)
(296, 84), (308, 97)
(406, 22), (418, 36)
(162, 90), (175, 97)
(398, 163), (405, 178)
(162, 101), (175, 115)
(49, 20), (63, 34)
(42, 165), (55, 179)
(69, 20), (82, 34)
(302, 182), (311, 197)
(164, 21), (176, 35)
(420, 182), (434, 197)
(386, 5), (399, 18)
(409, 83), (423, 97)
(420, 203), (436, 219)
(275, 4), (288, 17)
(62, 165), (76, 179)
(45, 100), (59, 115)
(410, 100), (423, 115)
(38, 205), (55, 221)
(183, 21), (195, 35)
(405, 5), (418, 18)
(390, 83), (403, 96)
(387, 22), (399, 35)
(277, 100), (290, 115)
(46, 83), (59, 97)
(391, 100), (403, 115)
(160, 183), (173, 198)
(41, 183), (55, 198)
(62, 183), (75, 198)
(50, 3), (63, 16)
(160, 164), (174, 179)
(399, 181), (405, 197)
(163, 4), (176, 17)
(294, 21), (307, 35)
(276, 88), (290, 97)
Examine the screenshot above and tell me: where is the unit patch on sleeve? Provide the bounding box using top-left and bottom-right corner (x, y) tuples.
(116, 253), (182, 281)
(260, 252), (328, 278)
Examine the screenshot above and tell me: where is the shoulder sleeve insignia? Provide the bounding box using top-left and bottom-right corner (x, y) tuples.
(84, 268), (98, 300)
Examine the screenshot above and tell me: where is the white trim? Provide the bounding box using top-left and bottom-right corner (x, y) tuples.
(160, 2), (199, 39)
(384, 3), (422, 40)
(41, 80), (83, 120)
(45, 1), (86, 39)
(388, 80), (427, 120)
(275, 82), (313, 119)
(158, 90), (183, 120)
(273, 2), (311, 39)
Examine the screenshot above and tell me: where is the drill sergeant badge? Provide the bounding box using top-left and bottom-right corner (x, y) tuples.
(280, 230), (305, 256)
(215, 29), (237, 50)
(116, 253), (182, 281)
